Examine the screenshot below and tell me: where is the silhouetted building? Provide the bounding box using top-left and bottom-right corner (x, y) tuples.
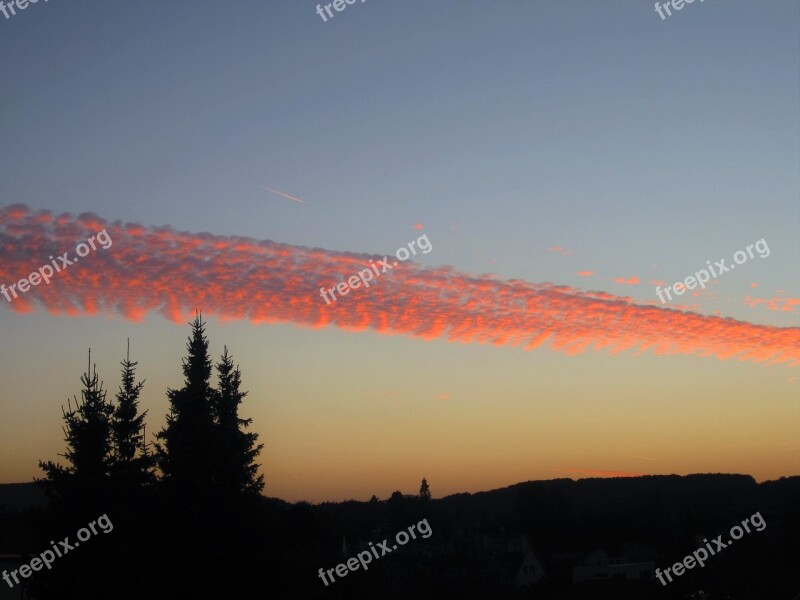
(572, 543), (655, 583)
(483, 531), (546, 588)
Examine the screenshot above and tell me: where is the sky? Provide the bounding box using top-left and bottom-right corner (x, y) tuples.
(0, 0), (798, 503)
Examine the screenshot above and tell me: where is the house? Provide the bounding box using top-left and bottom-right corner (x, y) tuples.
(572, 543), (655, 583)
(514, 545), (546, 587)
(483, 530), (546, 588)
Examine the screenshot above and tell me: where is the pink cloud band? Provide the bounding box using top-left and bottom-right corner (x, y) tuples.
(1, 204), (798, 367)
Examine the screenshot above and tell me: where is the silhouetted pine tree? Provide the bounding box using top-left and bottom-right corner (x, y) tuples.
(419, 477), (431, 501)
(37, 351), (114, 510)
(155, 314), (216, 505)
(212, 347), (264, 497)
(110, 340), (155, 492)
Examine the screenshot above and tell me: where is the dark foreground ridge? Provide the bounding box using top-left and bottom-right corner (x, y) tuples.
(1, 473), (798, 599)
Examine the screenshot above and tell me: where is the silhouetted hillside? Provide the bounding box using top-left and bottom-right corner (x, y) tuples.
(2, 474), (797, 598)
(302, 474), (800, 599)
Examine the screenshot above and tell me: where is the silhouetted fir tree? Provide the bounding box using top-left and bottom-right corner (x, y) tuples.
(419, 477), (431, 501)
(155, 314), (216, 507)
(212, 346), (264, 498)
(110, 340), (155, 492)
(31, 354), (118, 600)
(37, 351), (114, 511)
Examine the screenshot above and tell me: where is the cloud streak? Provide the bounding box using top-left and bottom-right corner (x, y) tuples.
(545, 468), (643, 478)
(744, 295), (800, 313)
(259, 185), (308, 204)
(613, 276), (640, 285)
(1, 204), (798, 366)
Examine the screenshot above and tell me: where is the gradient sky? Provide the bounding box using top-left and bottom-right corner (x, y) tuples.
(1, 0), (798, 503)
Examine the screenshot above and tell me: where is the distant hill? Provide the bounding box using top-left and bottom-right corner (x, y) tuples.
(434, 473), (798, 540)
(315, 473), (800, 557)
(0, 482), (46, 510)
(4, 473), (798, 514)
(0, 474), (797, 598)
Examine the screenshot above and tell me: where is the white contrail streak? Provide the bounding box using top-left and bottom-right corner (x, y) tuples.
(259, 185), (308, 205)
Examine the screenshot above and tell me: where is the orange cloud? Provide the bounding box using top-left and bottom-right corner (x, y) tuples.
(576, 271), (593, 277)
(613, 276), (640, 285)
(546, 468), (643, 478)
(546, 245), (573, 256)
(413, 223), (424, 230)
(650, 279), (666, 286)
(1, 204), (799, 367)
(744, 296), (800, 313)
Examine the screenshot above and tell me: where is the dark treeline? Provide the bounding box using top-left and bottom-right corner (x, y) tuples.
(11, 315), (272, 599)
(0, 318), (797, 598)
(3, 472), (797, 598)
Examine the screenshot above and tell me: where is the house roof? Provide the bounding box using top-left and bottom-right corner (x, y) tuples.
(576, 542), (656, 565)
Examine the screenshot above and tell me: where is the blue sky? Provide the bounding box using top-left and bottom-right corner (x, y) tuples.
(1, 0), (798, 501)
